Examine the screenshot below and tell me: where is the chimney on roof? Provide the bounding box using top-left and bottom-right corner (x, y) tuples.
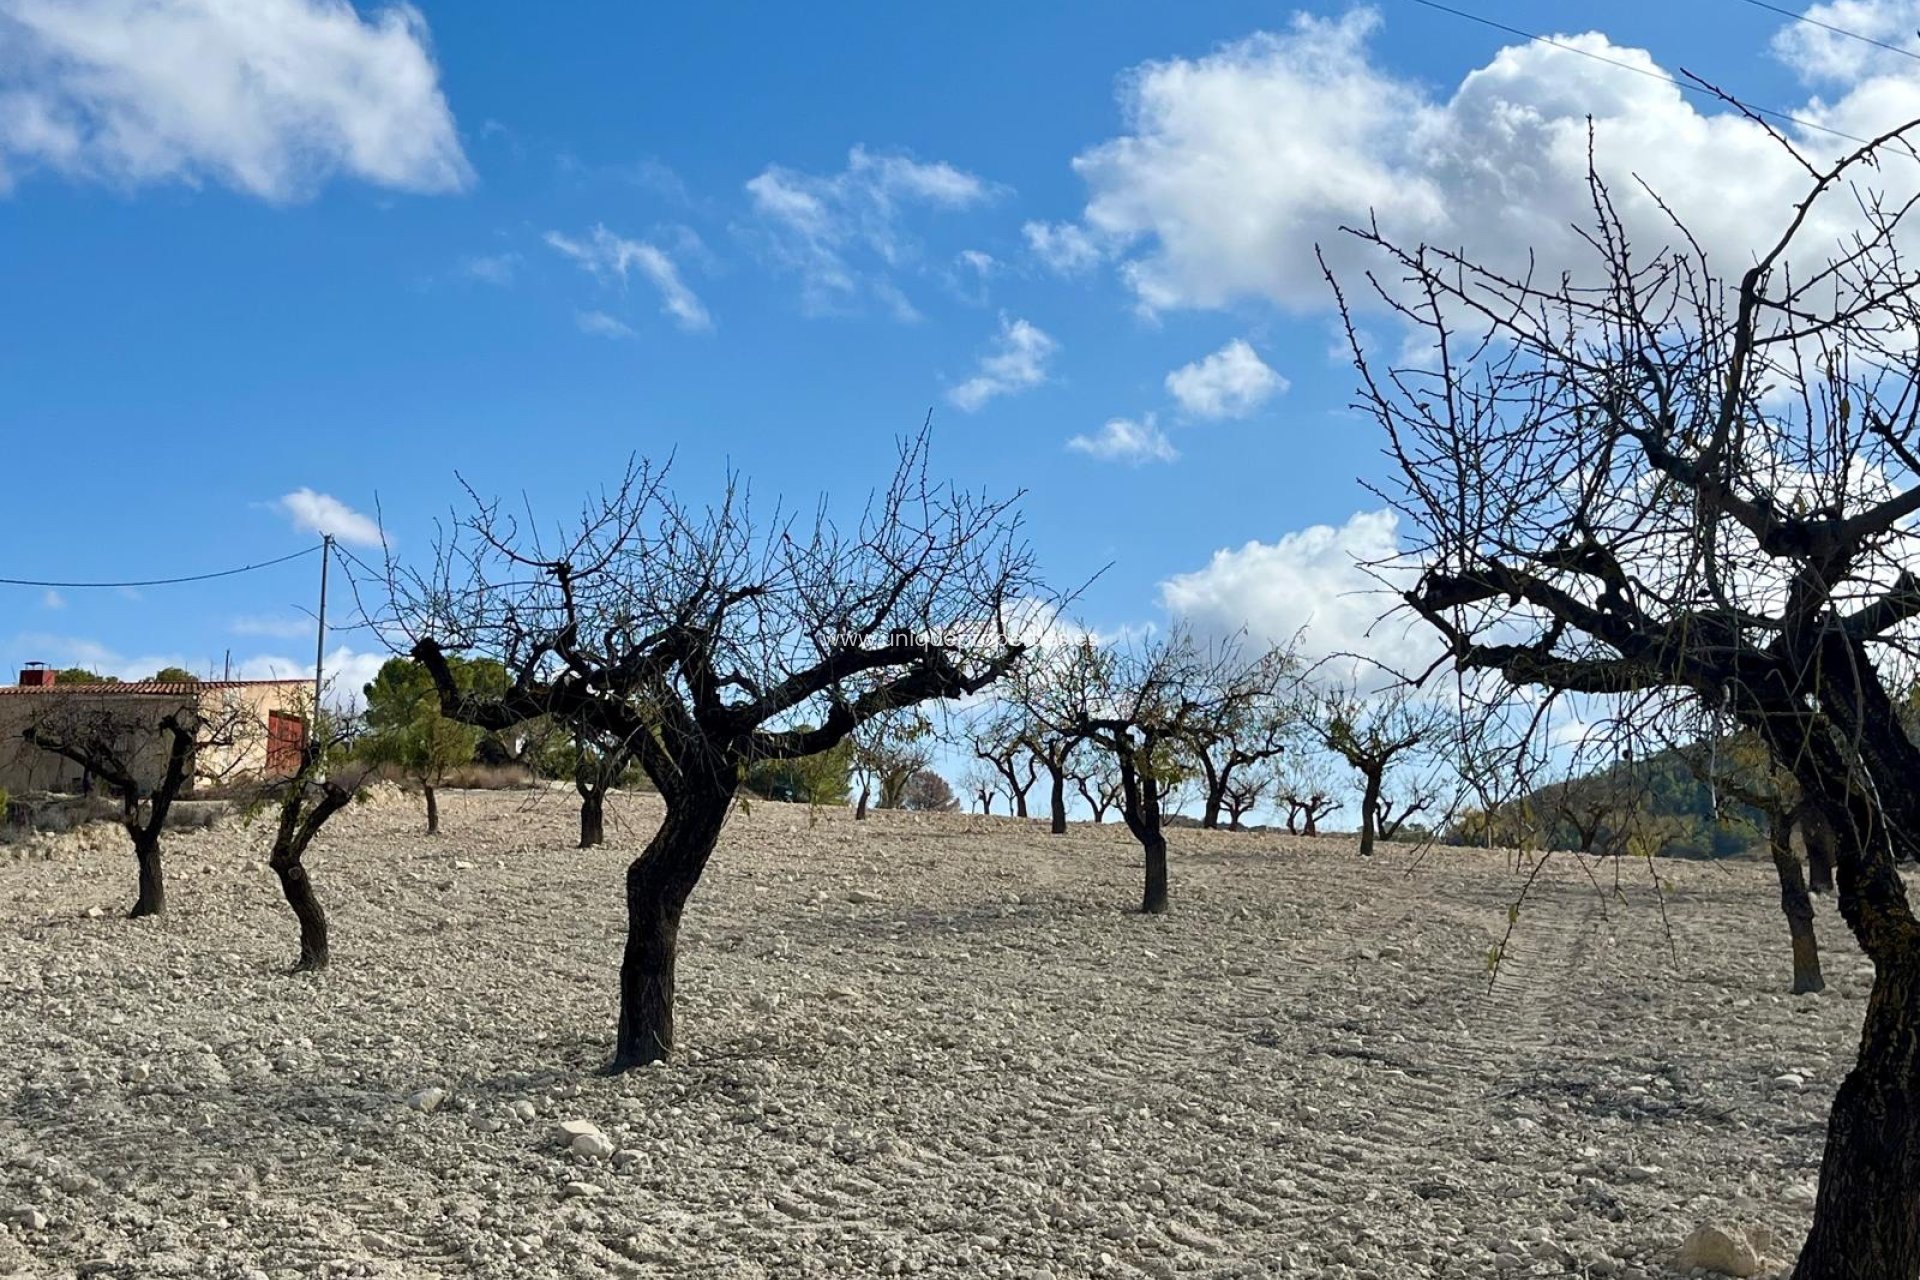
(18, 662), (54, 688)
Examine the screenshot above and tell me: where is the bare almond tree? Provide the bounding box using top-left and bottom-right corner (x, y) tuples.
(22, 690), (257, 917)
(254, 703), (364, 973)
(1311, 683), (1446, 856)
(1327, 116), (1920, 1273)
(1062, 629), (1247, 913)
(1178, 645), (1300, 829)
(396, 433), (1039, 1069)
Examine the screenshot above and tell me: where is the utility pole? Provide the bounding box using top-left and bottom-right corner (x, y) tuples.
(313, 535), (332, 721)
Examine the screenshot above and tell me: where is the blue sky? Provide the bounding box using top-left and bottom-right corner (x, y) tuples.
(0, 0), (1909, 737)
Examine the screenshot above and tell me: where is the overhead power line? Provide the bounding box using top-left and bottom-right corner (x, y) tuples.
(1729, 0), (1920, 67)
(0, 543), (321, 590)
(1402, 0), (1886, 152)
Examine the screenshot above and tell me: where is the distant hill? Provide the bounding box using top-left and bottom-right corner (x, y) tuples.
(1446, 743), (1766, 860)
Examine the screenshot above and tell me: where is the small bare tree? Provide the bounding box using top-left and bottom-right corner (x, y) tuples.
(398, 434), (1038, 1069)
(22, 690), (256, 917)
(1062, 629), (1246, 913)
(569, 725), (636, 848)
(255, 705), (364, 972)
(1312, 683), (1446, 856)
(961, 762), (1002, 815)
(1074, 744), (1122, 823)
(1274, 751), (1343, 836)
(849, 708), (933, 819)
(1178, 646), (1300, 829)
(969, 712), (1040, 819)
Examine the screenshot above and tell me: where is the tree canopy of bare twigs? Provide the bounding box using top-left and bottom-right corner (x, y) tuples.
(1327, 116), (1920, 1274)
(22, 691), (257, 917)
(391, 430), (1041, 1069)
(1311, 682), (1447, 856)
(1055, 628), (1266, 913)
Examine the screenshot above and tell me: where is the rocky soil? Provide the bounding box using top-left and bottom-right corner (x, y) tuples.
(0, 789), (1872, 1278)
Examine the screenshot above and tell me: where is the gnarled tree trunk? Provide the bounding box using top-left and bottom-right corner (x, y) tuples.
(611, 793), (731, 1071)
(1141, 834), (1168, 915)
(129, 832), (165, 918)
(1358, 770), (1382, 857)
(424, 784), (440, 836)
(580, 790), (606, 848)
(1767, 813), (1823, 996)
(271, 855), (329, 972)
(1049, 768), (1066, 834)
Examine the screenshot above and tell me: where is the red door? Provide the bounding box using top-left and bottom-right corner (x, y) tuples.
(267, 712), (307, 777)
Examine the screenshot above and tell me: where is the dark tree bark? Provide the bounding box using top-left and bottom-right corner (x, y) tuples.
(1802, 805), (1837, 894)
(424, 784), (440, 836)
(130, 832), (165, 919)
(1047, 766), (1067, 835)
(612, 792), (732, 1069)
(272, 856), (329, 972)
(855, 785), (870, 821)
(1141, 832), (1169, 915)
(1768, 813), (1824, 995)
(1357, 768), (1382, 857)
(266, 759), (354, 974)
(580, 791), (606, 848)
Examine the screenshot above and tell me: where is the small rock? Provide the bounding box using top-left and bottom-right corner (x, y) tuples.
(128, 1063), (152, 1083)
(83, 906), (104, 919)
(846, 889), (879, 904)
(15, 1208), (48, 1231)
(563, 1181), (603, 1199)
(556, 1119), (602, 1142)
(1769, 1073), (1805, 1092)
(571, 1132), (615, 1159)
(511, 1100), (536, 1121)
(407, 1087), (447, 1113)
(1677, 1224), (1762, 1277)
(454, 859), (474, 870)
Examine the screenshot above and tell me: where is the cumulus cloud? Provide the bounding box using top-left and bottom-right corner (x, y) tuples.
(947, 315), (1058, 411)
(1047, 7), (1920, 313)
(1165, 339), (1287, 418)
(746, 145), (995, 315)
(276, 488), (383, 548)
(545, 225), (712, 332)
(1772, 0), (1920, 82)
(0, 0), (470, 200)
(1159, 509), (1436, 686)
(1067, 415), (1177, 464)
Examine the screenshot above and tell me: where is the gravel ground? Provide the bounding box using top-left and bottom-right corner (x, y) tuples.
(0, 788), (1873, 1279)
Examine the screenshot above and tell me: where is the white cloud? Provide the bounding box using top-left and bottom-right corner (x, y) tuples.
(575, 309), (636, 340)
(947, 315), (1058, 411)
(1067, 415), (1177, 464)
(545, 225), (711, 332)
(235, 645), (385, 711)
(1772, 0), (1920, 82)
(1159, 509), (1436, 686)
(746, 145), (995, 315)
(1023, 220), (1107, 274)
(40, 589), (62, 610)
(1049, 7), (1920, 313)
(462, 252), (519, 286)
(1165, 339), (1287, 418)
(0, 0), (470, 200)
(275, 488), (383, 548)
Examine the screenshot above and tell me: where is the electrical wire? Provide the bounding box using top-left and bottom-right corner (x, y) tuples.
(0, 543), (320, 590)
(1728, 0), (1920, 67)
(1402, 0), (1887, 151)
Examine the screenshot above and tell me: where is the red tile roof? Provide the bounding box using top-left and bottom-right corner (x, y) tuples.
(0, 679), (311, 697)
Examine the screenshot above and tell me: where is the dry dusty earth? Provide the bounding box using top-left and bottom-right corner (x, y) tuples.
(0, 788), (1878, 1279)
